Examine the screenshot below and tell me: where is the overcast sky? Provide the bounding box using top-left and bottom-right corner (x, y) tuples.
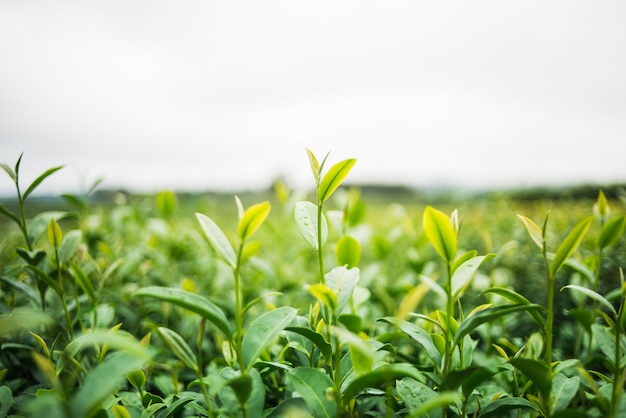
(1, 1), (625, 197)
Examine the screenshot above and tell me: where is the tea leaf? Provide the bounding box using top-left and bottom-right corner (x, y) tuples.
(23, 165), (64, 200)
(47, 218), (62, 247)
(227, 373), (253, 406)
(517, 214), (544, 249)
(58, 230), (82, 265)
(295, 201), (327, 250)
(0, 275), (40, 305)
(0, 308), (53, 336)
(195, 213), (237, 268)
(509, 358), (552, 402)
(237, 201), (271, 241)
(598, 215), (625, 249)
(285, 326), (332, 361)
(594, 189), (609, 221)
(242, 306), (297, 370)
(287, 367), (335, 418)
(341, 363), (423, 401)
(423, 206), (457, 263)
(0, 203), (20, 225)
(551, 373), (580, 413)
(335, 235), (361, 268)
(479, 397), (540, 417)
(0, 385), (12, 418)
(325, 266), (360, 317)
(157, 327), (198, 371)
(453, 304), (545, 347)
(561, 285), (616, 315)
(0, 162), (16, 180)
(451, 254), (494, 298)
(380, 317), (441, 367)
(111, 404), (131, 418)
(309, 284), (338, 312)
(482, 287), (545, 328)
(71, 352), (149, 418)
(155, 190), (177, 218)
(318, 158), (356, 203)
(305, 148), (321, 185)
(550, 217), (593, 276)
(407, 392), (460, 418)
(133, 286), (232, 338)
(71, 262), (97, 305)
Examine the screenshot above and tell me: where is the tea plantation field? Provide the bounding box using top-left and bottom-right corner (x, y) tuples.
(1, 152), (626, 417)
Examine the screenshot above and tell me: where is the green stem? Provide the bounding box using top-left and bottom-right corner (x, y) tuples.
(196, 319), (214, 417)
(610, 317), (621, 418)
(317, 202), (325, 285)
(443, 261), (453, 378)
(234, 241), (246, 373)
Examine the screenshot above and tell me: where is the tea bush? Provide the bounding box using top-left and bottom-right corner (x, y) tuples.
(1, 152), (625, 417)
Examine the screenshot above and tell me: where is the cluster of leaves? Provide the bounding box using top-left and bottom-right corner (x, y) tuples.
(1, 152), (626, 417)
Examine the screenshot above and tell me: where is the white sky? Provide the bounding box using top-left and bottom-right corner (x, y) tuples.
(1, 1), (626, 196)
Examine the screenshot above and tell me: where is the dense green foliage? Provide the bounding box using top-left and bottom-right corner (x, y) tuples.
(1, 152), (626, 417)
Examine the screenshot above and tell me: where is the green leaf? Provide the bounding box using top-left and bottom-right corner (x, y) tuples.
(517, 214), (544, 249)
(266, 397), (313, 418)
(551, 373), (580, 413)
(71, 262), (97, 304)
(396, 378), (439, 417)
(479, 397), (540, 417)
(509, 358), (552, 402)
(309, 283), (338, 312)
(28, 211), (69, 244)
(0, 308), (53, 336)
(0, 275), (40, 305)
(195, 213), (237, 268)
(0, 162), (16, 180)
(126, 369), (146, 390)
(295, 201), (327, 250)
(550, 217), (593, 277)
(341, 363), (423, 400)
(453, 304), (545, 347)
(440, 366), (499, 399)
(285, 326), (332, 362)
(379, 317), (441, 366)
(407, 392), (460, 418)
(451, 254), (495, 298)
(325, 266), (360, 317)
(482, 287), (546, 328)
(332, 327), (373, 376)
(227, 373), (253, 406)
(70, 352), (149, 418)
(155, 190), (177, 218)
(65, 329), (152, 359)
(318, 158), (356, 203)
(47, 218), (62, 247)
(599, 215), (625, 249)
(23, 165), (64, 200)
(423, 206), (457, 263)
(133, 286), (232, 338)
(287, 367), (335, 418)
(58, 230), (82, 264)
(242, 307), (297, 370)
(237, 201), (271, 241)
(25, 264), (62, 295)
(305, 148), (321, 185)
(595, 189), (609, 221)
(335, 235), (361, 268)
(561, 284), (616, 315)
(0, 385), (13, 418)
(157, 327), (198, 372)
(0, 203), (20, 225)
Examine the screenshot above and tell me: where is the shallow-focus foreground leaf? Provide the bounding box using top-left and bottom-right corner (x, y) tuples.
(517, 214), (544, 249)
(195, 213), (237, 268)
(318, 158), (356, 203)
(133, 286), (232, 338)
(335, 235), (361, 268)
(237, 201), (271, 241)
(423, 206), (457, 263)
(287, 367), (335, 418)
(295, 201), (327, 250)
(71, 352), (149, 418)
(0, 385), (12, 418)
(550, 216), (593, 276)
(0, 308), (53, 336)
(598, 215), (625, 249)
(242, 307), (297, 370)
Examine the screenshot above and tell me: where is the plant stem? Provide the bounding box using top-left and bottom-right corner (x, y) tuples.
(196, 319), (214, 417)
(234, 241), (246, 373)
(317, 203), (325, 285)
(443, 261), (453, 378)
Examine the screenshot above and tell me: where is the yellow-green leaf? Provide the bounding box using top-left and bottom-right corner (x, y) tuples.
(598, 215), (625, 249)
(306, 148), (321, 184)
(318, 158), (356, 203)
(335, 235), (361, 268)
(423, 206), (457, 263)
(237, 201), (271, 241)
(550, 217), (593, 277)
(517, 214), (543, 249)
(47, 218), (62, 247)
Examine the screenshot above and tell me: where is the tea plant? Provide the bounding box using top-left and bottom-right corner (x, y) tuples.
(1, 152), (625, 417)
